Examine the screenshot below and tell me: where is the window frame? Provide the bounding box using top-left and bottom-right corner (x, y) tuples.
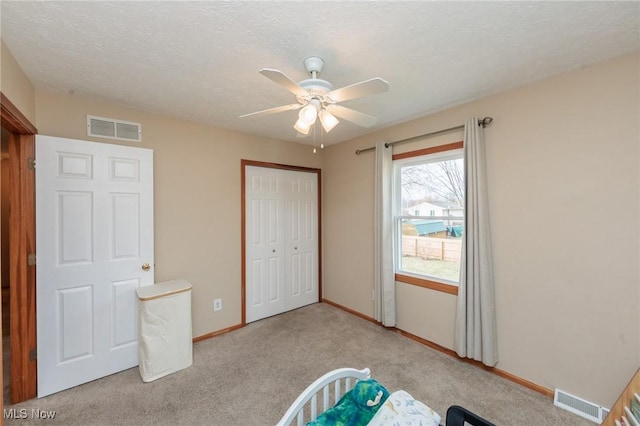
(392, 141), (464, 295)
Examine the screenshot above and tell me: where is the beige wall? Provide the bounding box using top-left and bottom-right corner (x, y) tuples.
(35, 91), (323, 338)
(323, 52), (640, 407)
(0, 38), (36, 124)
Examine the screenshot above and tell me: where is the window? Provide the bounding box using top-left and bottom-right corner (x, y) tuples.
(393, 144), (464, 290)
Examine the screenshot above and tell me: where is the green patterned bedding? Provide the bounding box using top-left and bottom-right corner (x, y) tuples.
(306, 379), (390, 426)
(305, 380), (441, 426)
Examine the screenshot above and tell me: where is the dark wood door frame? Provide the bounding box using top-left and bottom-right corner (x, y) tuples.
(240, 159), (322, 325)
(1, 92), (38, 403)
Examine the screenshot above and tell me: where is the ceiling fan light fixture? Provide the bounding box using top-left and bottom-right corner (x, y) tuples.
(294, 118), (311, 135)
(298, 103), (318, 125)
(319, 109), (339, 133)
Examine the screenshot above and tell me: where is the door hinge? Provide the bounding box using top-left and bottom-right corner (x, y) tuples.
(27, 253), (36, 266)
(29, 349), (37, 361)
(27, 157), (35, 170)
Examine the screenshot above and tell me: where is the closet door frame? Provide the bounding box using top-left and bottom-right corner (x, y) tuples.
(240, 159), (321, 325)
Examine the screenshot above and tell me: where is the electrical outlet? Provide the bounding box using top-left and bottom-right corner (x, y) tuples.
(213, 298), (222, 312)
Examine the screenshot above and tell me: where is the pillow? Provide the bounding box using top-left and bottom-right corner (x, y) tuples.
(306, 379), (390, 426)
(367, 390), (441, 426)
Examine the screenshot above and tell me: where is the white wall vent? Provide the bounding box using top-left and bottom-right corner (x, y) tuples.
(554, 388), (605, 424)
(87, 115), (141, 142)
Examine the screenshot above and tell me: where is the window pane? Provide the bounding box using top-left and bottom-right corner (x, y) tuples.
(395, 151), (464, 284)
(399, 158), (464, 213)
(400, 219), (462, 283)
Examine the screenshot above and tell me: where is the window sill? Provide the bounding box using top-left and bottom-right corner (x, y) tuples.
(395, 273), (459, 295)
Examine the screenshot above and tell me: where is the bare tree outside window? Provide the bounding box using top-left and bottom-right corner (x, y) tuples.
(400, 158), (464, 208)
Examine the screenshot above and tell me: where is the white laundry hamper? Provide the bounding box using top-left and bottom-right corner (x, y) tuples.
(136, 279), (193, 382)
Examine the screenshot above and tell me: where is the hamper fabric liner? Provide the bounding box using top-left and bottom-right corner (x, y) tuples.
(136, 279), (193, 382)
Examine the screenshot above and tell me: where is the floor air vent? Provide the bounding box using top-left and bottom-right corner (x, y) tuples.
(554, 389), (603, 423)
(87, 115), (141, 142)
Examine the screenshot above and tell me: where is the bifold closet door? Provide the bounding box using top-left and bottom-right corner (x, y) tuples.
(245, 166), (318, 323)
(284, 170), (318, 312)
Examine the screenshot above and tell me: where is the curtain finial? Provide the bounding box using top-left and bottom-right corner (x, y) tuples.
(479, 117), (493, 128)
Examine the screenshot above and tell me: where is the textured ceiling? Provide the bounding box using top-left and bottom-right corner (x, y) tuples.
(1, 1), (639, 146)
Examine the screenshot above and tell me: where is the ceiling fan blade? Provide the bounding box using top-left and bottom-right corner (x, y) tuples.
(325, 104), (378, 128)
(239, 103), (302, 118)
(327, 77), (389, 103)
(259, 68), (309, 98)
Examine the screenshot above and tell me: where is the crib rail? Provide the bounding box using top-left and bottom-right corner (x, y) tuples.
(276, 367), (371, 426)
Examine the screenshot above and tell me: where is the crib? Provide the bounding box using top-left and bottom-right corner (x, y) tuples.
(276, 367), (494, 426)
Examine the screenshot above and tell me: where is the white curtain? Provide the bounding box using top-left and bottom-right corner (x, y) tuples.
(455, 117), (498, 367)
(374, 140), (396, 326)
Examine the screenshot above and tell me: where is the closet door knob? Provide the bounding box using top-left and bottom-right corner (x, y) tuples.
(141, 263), (150, 271)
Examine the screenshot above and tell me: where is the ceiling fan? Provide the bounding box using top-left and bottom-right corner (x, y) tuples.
(240, 56), (389, 136)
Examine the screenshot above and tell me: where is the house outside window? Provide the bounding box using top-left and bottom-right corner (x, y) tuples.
(393, 145), (464, 288)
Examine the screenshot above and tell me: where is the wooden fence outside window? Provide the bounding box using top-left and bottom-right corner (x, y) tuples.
(401, 236), (462, 262)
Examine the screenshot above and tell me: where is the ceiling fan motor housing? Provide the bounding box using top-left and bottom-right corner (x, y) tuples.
(298, 78), (334, 106)
(299, 78), (333, 93)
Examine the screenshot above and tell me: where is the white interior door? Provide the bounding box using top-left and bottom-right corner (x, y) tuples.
(245, 166), (318, 323)
(285, 171), (318, 311)
(36, 135), (154, 397)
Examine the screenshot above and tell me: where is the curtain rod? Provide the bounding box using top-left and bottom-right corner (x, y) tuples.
(354, 116), (493, 155)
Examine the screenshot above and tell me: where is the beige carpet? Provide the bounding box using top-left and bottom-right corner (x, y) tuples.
(4, 303), (592, 425)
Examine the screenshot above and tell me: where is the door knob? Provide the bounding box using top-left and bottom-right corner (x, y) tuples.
(141, 263), (151, 271)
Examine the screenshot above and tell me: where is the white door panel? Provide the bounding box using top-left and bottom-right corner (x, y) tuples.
(246, 166), (318, 323)
(36, 135), (153, 397)
(246, 170), (285, 322)
(286, 172), (318, 311)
